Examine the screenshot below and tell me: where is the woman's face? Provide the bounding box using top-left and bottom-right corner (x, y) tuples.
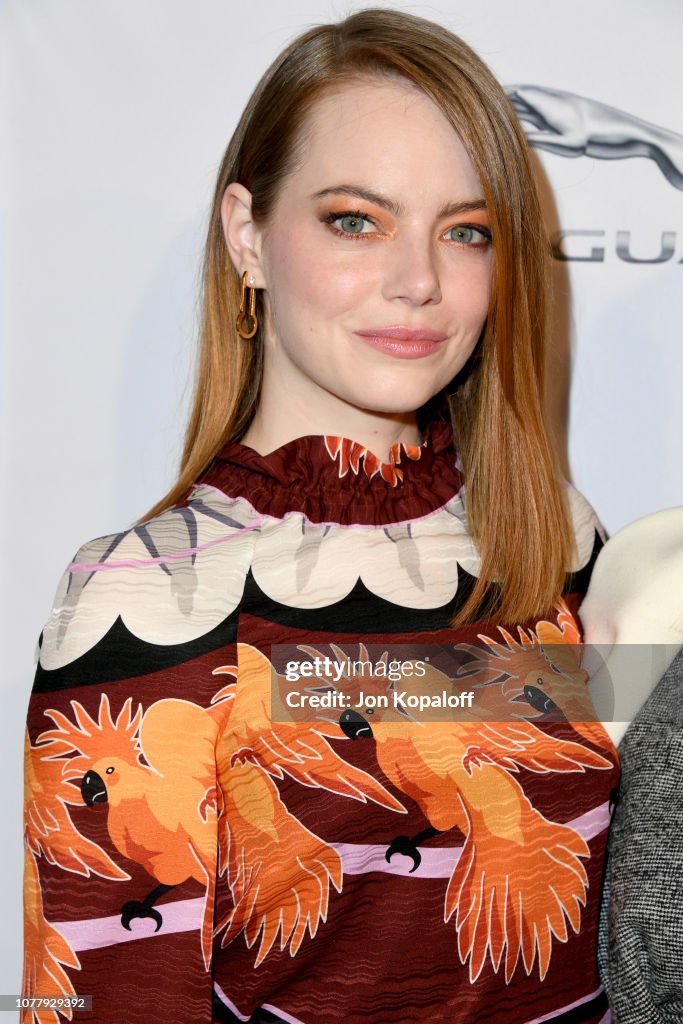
(233, 76), (493, 430)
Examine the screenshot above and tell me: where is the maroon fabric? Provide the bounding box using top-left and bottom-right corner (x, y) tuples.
(22, 420), (617, 1024)
(198, 419), (462, 524)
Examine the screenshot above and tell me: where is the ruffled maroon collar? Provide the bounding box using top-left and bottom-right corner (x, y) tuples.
(195, 419), (463, 526)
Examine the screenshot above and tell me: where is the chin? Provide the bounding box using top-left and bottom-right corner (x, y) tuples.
(350, 388), (441, 416)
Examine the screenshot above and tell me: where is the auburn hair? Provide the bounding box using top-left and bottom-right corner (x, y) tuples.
(136, 7), (575, 626)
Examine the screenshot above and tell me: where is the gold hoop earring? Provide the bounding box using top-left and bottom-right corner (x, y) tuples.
(236, 271), (258, 339)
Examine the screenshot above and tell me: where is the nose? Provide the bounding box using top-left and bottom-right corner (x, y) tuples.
(381, 231), (442, 306)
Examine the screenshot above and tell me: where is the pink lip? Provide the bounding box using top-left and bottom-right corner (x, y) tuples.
(353, 326), (447, 360)
(355, 326), (448, 342)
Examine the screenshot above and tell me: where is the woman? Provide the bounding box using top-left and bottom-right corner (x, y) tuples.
(22, 8), (617, 1024)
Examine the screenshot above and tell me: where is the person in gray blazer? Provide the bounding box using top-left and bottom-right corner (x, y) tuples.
(579, 507), (683, 1022)
(598, 647), (683, 1022)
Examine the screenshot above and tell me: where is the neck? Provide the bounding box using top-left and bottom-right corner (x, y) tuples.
(239, 406), (422, 462)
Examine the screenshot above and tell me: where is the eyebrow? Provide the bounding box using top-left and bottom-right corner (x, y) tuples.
(309, 184), (487, 219)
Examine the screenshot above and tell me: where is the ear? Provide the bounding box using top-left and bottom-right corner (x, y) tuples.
(220, 182), (265, 287)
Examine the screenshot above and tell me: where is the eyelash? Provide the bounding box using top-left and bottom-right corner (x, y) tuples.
(321, 209), (492, 248)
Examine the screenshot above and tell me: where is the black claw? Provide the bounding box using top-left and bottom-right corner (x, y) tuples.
(120, 883), (173, 932)
(385, 835), (422, 872)
(385, 826), (443, 873)
(121, 900), (163, 932)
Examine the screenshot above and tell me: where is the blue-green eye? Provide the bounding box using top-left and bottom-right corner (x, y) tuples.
(339, 213), (368, 234)
(448, 224), (490, 246)
(322, 210), (375, 237)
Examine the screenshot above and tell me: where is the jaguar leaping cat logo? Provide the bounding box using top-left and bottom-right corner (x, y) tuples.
(507, 85), (683, 191)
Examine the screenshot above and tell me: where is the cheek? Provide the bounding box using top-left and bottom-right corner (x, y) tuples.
(266, 224), (373, 317)
(447, 261), (492, 326)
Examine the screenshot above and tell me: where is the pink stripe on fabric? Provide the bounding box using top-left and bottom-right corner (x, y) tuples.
(260, 1004), (308, 1024)
(53, 896), (204, 951)
(212, 986), (308, 1024)
(68, 523), (262, 573)
(571, 799), (612, 841)
(335, 800), (611, 878)
(523, 984), (605, 1024)
(67, 486), (468, 573)
(212, 986), (251, 1021)
(335, 840), (461, 878)
(51, 802), (611, 953)
(214, 984), (605, 1024)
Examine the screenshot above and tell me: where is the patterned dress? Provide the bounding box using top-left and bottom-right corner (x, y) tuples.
(22, 419), (619, 1024)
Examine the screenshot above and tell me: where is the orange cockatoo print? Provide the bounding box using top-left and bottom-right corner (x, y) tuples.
(25, 657), (410, 1006)
(324, 432), (423, 485)
(455, 597), (611, 749)
(23, 689), (234, 1023)
(23, 725), (131, 1024)
(209, 644), (408, 966)
(276, 630), (613, 984)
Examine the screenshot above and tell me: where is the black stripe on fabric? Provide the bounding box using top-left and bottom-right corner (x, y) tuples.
(32, 565), (479, 696)
(238, 562), (479, 632)
(211, 988), (608, 1024)
(31, 610), (239, 693)
(32, 529), (602, 695)
(564, 530), (604, 598)
(236, 527), (602, 635)
(212, 991), (287, 1024)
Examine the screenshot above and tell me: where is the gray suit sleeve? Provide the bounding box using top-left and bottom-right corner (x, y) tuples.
(598, 647), (683, 1023)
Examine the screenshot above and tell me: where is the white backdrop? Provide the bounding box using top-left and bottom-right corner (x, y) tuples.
(3, 0), (682, 995)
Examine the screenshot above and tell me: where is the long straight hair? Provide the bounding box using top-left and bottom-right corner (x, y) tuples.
(136, 7), (575, 626)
